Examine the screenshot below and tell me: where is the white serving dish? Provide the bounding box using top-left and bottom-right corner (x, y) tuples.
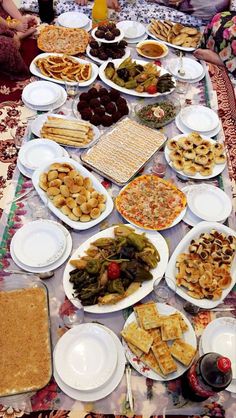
(57, 11), (89, 28)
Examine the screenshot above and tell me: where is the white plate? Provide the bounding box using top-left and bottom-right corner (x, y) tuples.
(57, 11), (89, 28)
(32, 157), (113, 230)
(63, 224), (169, 313)
(99, 58), (176, 97)
(17, 159), (33, 179)
(175, 113), (221, 137)
(30, 53), (99, 87)
(86, 45), (131, 65)
(165, 221), (236, 309)
(31, 113), (100, 148)
(123, 303), (197, 381)
(146, 24), (197, 52)
(181, 186), (227, 226)
(10, 220), (72, 273)
(187, 185), (232, 222)
(168, 58), (204, 81)
(164, 134), (226, 180)
(201, 317), (236, 379)
(23, 87), (67, 111)
(12, 220), (66, 268)
(199, 337), (236, 394)
(54, 325), (126, 401)
(116, 20), (145, 39)
(18, 138), (64, 170)
(180, 105), (219, 132)
(22, 81), (60, 106)
(91, 27), (124, 44)
(136, 40), (169, 59)
(124, 32), (148, 44)
(54, 324), (117, 391)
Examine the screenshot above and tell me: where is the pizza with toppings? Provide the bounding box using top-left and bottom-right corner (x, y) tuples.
(116, 174), (186, 230)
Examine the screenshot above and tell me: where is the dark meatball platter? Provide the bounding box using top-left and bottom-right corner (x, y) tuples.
(91, 22), (125, 44)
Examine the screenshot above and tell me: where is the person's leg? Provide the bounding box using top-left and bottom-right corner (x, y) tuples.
(2, 0), (23, 20)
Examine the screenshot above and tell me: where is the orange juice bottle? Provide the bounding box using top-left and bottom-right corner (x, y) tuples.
(92, 0), (108, 28)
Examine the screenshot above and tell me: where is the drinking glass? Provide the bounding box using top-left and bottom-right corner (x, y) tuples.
(10, 127), (26, 150)
(65, 82), (80, 99)
(175, 80), (190, 95)
(153, 276), (180, 308)
(60, 298), (84, 328)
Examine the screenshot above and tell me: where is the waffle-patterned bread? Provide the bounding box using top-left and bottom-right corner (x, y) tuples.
(37, 25), (89, 55)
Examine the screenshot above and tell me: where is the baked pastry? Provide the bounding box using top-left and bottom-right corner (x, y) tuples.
(37, 25), (89, 54)
(134, 302), (162, 329)
(170, 339), (196, 366)
(121, 322), (153, 353)
(152, 341), (177, 375)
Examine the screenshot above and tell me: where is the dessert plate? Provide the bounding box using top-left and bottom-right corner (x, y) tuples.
(18, 138), (64, 170)
(86, 45), (131, 65)
(124, 32), (148, 44)
(54, 325), (126, 401)
(201, 317), (236, 378)
(180, 105), (219, 132)
(23, 81), (60, 106)
(187, 185), (232, 222)
(116, 21), (146, 39)
(10, 221), (72, 273)
(175, 113), (221, 137)
(57, 11), (89, 28)
(91, 27), (125, 44)
(12, 220), (67, 268)
(54, 324), (117, 391)
(22, 87), (67, 111)
(123, 303), (197, 381)
(168, 58), (204, 81)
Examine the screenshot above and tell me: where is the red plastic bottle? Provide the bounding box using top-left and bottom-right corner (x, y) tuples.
(182, 353), (232, 402)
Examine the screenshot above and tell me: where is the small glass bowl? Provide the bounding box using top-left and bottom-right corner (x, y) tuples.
(59, 298), (84, 328)
(134, 96), (180, 129)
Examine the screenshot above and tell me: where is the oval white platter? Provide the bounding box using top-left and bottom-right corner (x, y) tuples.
(165, 221), (236, 309)
(30, 53), (99, 86)
(123, 303), (197, 381)
(54, 325), (126, 401)
(54, 323), (117, 391)
(63, 224), (169, 313)
(86, 45), (131, 65)
(99, 58), (176, 97)
(91, 27), (125, 44)
(32, 157), (114, 230)
(146, 24), (198, 52)
(31, 113), (100, 148)
(164, 134), (226, 180)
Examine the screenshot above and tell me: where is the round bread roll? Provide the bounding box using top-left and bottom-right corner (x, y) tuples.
(68, 169), (77, 179)
(183, 165), (197, 176)
(170, 150), (182, 161)
(60, 185), (70, 197)
(73, 206), (82, 217)
(58, 172), (67, 180)
(61, 205), (72, 216)
(167, 139), (178, 150)
(98, 203), (106, 212)
(80, 202), (91, 214)
(48, 170), (58, 181)
(53, 194), (66, 208)
(199, 165), (213, 176)
(87, 198), (98, 208)
(47, 186), (60, 196)
(90, 207), (101, 219)
(68, 212), (79, 221)
(80, 214), (91, 222)
(66, 197), (76, 209)
(74, 176), (84, 186)
(49, 179), (62, 188)
(196, 145), (209, 156)
(195, 155), (208, 165)
(189, 132), (203, 146)
(70, 184), (81, 194)
(172, 158), (184, 171)
(215, 154), (226, 164)
(181, 138), (193, 151)
(76, 194), (87, 205)
(83, 177), (92, 189)
(183, 150), (195, 160)
(63, 176), (74, 188)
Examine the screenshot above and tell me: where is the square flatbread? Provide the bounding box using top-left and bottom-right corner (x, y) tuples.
(169, 312), (188, 332)
(134, 302), (162, 329)
(170, 339), (196, 366)
(161, 316), (183, 341)
(121, 322), (153, 354)
(148, 328), (162, 344)
(141, 350), (163, 376)
(152, 341), (177, 375)
(127, 342), (143, 358)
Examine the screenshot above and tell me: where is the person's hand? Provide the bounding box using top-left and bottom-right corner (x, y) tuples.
(168, 0), (184, 5)
(75, 0), (88, 5)
(15, 20), (28, 32)
(24, 15), (38, 28)
(107, 0), (120, 11)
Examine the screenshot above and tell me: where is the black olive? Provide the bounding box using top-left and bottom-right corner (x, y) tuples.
(117, 68), (130, 82)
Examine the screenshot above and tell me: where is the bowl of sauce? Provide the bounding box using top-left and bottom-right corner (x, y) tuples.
(136, 40), (169, 59)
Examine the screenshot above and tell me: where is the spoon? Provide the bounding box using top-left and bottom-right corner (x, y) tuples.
(4, 269), (54, 280)
(178, 51), (185, 77)
(184, 302), (235, 316)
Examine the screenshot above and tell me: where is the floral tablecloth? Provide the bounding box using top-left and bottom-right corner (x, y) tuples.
(0, 45), (235, 418)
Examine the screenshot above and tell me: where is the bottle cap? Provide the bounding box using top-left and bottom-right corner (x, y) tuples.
(217, 357), (231, 373)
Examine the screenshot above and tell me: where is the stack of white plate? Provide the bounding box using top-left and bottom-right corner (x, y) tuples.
(10, 220), (72, 273)
(168, 57), (205, 83)
(22, 81), (67, 111)
(200, 317), (236, 394)
(17, 138), (69, 178)
(117, 20), (148, 44)
(57, 11), (92, 31)
(54, 323), (126, 401)
(182, 184), (232, 227)
(176, 105), (221, 137)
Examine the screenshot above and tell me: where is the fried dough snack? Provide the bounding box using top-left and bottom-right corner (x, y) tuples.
(39, 162), (106, 222)
(41, 116), (94, 147)
(35, 55), (92, 82)
(37, 25), (89, 55)
(149, 19), (201, 48)
(176, 230), (236, 300)
(167, 133), (226, 177)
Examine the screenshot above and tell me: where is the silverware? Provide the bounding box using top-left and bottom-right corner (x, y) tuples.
(8, 187), (34, 205)
(178, 51), (185, 77)
(4, 269), (54, 280)
(125, 363), (133, 411)
(184, 302), (235, 315)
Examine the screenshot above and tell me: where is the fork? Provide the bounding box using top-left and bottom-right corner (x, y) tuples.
(178, 51), (185, 77)
(125, 363), (134, 411)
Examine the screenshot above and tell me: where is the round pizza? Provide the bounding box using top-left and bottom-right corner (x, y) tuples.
(116, 174), (187, 230)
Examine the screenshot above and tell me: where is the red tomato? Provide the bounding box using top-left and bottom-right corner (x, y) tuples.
(107, 262), (120, 280)
(146, 85), (157, 94)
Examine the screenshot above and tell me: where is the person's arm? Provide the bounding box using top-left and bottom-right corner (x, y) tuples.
(107, 0), (120, 10)
(75, 0), (88, 5)
(1, 0), (23, 21)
